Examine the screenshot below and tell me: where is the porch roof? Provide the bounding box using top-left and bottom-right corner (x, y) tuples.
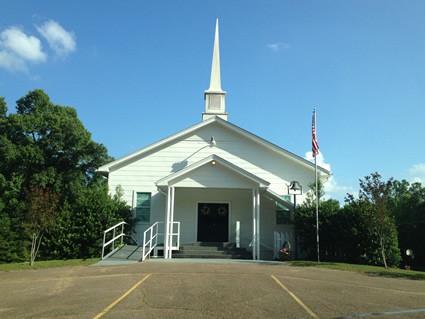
(263, 188), (294, 210)
(155, 154), (270, 192)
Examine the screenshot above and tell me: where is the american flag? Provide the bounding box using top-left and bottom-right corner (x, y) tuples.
(312, 109), (319, 157)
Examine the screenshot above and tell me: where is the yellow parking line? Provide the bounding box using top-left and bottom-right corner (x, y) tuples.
(271, 275), (319, 319)
(93, 273), (152, 319)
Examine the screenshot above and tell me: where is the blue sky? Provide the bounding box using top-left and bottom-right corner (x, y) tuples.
(1, 1), (425, 203)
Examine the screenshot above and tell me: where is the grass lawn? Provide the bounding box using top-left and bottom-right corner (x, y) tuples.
(0, 258), (99, 272)
(288, 260), (425, 280)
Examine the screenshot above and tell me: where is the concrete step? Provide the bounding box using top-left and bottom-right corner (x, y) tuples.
(180, 242), (236, 248)
(172, 242), (252, 259)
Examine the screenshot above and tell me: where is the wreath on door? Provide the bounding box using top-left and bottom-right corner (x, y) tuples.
(218, 205), (227, 216)
(200, 205), (210, 215)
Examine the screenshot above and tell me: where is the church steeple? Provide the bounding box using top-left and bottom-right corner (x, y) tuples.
(203, 19), (227, 121)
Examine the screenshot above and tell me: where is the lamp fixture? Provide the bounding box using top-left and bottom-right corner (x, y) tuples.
(210, 136), (216, 146)
(287, 180), (302, 261)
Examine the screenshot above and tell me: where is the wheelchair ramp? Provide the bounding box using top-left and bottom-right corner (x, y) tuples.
(93, 244), (142, 266)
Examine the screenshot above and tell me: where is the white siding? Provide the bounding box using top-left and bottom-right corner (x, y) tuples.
(105, 121), (313, 255)
(108, 122), (314, 205)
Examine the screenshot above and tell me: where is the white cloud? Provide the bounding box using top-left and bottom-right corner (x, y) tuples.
(304, 151), (331, 171)
(408, 163), (425, 184)
(37, 20), (76, 56)
(323, 176), (355, 203)
(0, 50), (27, 71)
(1, 27), (46, 62)
(0, 20), (76, 72)
(0, 26), (46, 71)
(267, 42), (292, 52)
(304, 151), (354, 203)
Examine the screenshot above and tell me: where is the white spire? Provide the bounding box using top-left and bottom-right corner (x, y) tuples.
(208, 18), (222, 92)
(203, 19), (227, 121)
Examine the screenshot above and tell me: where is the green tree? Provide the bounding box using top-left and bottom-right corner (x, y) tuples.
(390, 180), (425, 268)
(296, 197), (342, 261)
(346, 173), (401, 268)
(25, 187), (60, 265)
(41, 184), (132, 259)
(295, 180), (345, 261)
(9, 90), (112, 193)
(0, 90), (132, 262)
(0, 97), (30, 261)
(303, 179), (326, 207)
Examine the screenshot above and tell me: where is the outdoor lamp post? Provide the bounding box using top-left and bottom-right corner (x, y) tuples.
(288, 181), (302, 260)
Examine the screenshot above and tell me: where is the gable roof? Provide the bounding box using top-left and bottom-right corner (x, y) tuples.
(98, 116), (331, 178)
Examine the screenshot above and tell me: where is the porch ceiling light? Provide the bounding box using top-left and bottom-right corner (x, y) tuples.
(211, 160), (216, 165)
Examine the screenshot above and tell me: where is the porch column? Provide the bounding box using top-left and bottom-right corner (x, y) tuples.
(256, 189), (260, 260)
(168, 186), (175, 259)
(252, 189), (256, 260)
(164, 186), (175, 259)
(252, 188), (260, 260)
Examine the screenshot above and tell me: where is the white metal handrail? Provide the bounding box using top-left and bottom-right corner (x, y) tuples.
(142, 221), (180, 261)
(142, 222), (160, 261)
(169, 221), (181, 252)
(101, 221), (127, 259)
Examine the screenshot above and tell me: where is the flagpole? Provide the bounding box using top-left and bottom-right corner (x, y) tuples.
(315, 152), (320, 263)
(312, 108), (320, 263)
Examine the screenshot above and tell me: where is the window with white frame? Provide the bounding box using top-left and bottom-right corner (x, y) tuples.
(276, 195), (291, 224)
(135, 192), (151, 222)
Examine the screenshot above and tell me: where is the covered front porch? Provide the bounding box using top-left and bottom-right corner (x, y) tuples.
(155, 155), (294, 261)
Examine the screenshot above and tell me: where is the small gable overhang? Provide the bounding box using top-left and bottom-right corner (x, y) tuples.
(155, 154), (270, 193)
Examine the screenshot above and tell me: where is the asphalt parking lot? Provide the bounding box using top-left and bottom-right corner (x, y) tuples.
(1, 259), (425, 319)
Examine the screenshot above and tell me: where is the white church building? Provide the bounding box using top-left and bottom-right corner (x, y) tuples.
(98, 20), (331, 261)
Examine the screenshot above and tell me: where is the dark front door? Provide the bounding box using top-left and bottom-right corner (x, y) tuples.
(197, 203), (229, 242)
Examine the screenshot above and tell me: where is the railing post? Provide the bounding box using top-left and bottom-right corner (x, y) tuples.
(142, 231), (146, 260)
(170, 222), (173, 248)
(102, 232), (106, 259)
(121, 223), (124, 245)
(154, 223), (158, 247)
(176, 222), (180, 248)
(236, 221), (240, 248)
(149, 227), (153, 253)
